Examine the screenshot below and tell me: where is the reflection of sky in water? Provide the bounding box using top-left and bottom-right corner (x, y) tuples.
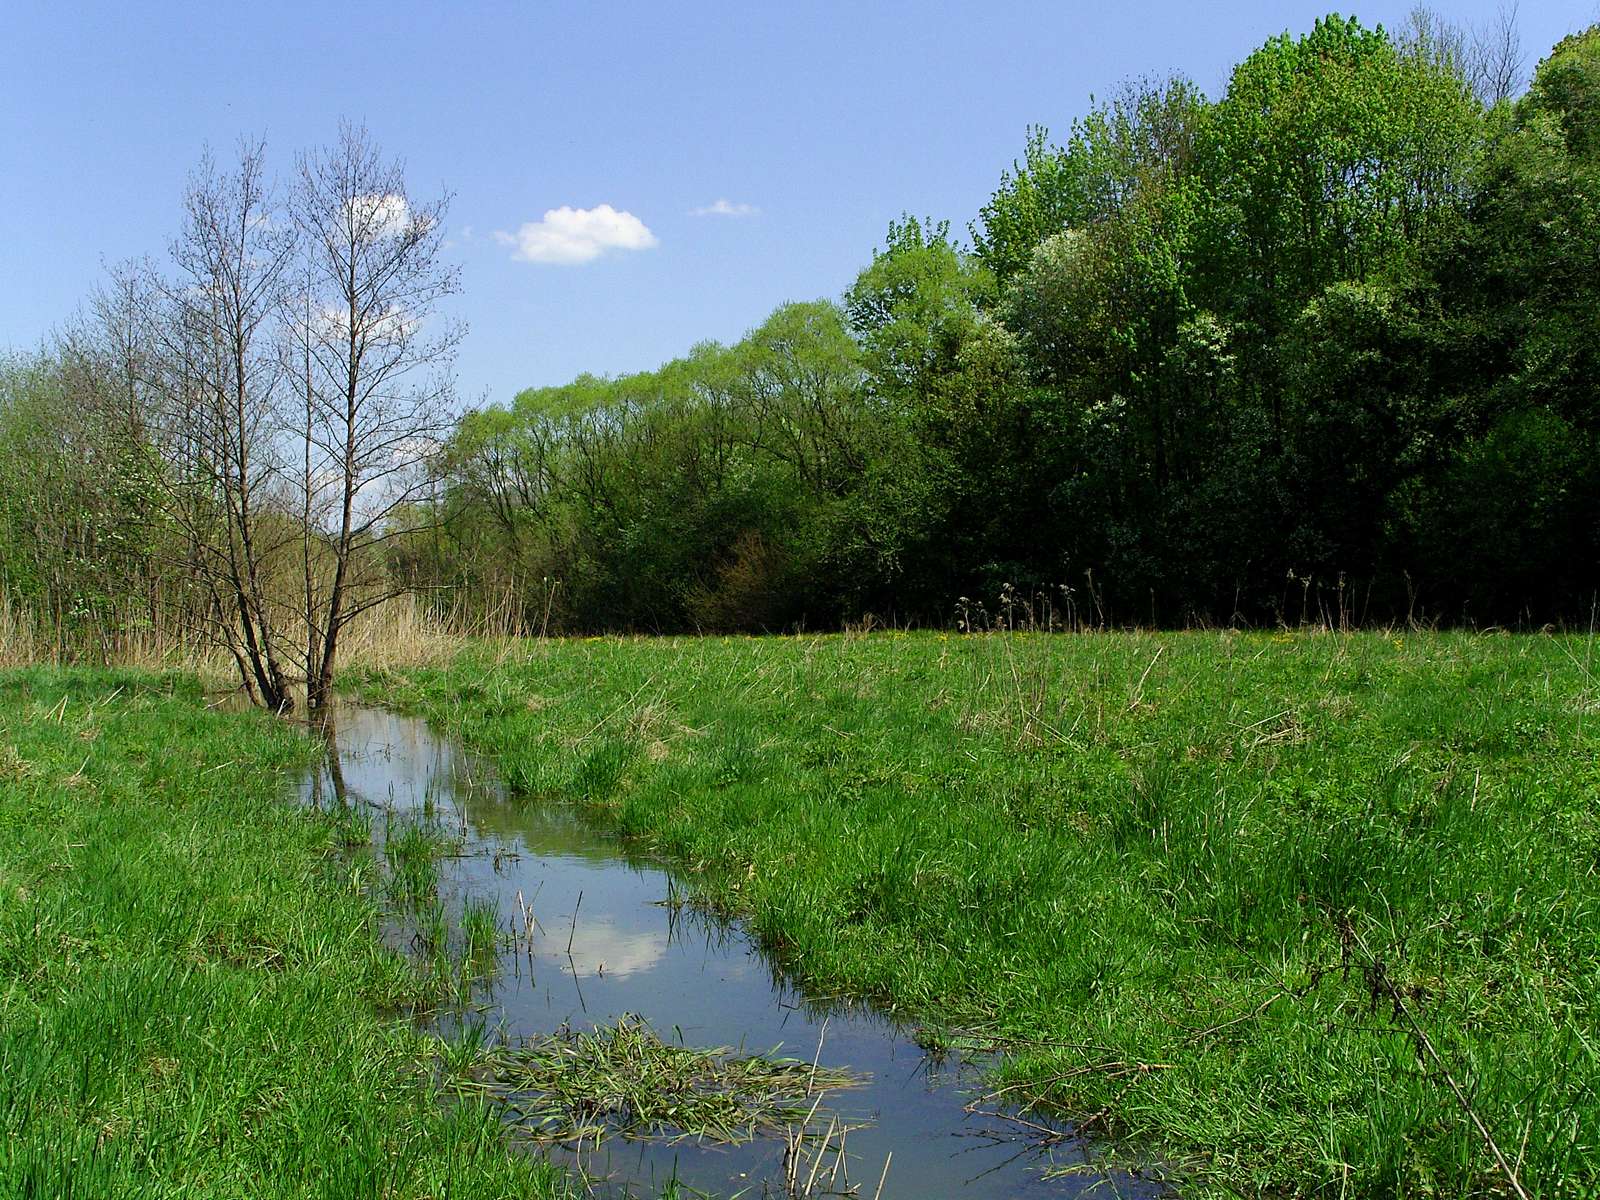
(551, 922), (664, 979)
(301, 705), (1172, 1200)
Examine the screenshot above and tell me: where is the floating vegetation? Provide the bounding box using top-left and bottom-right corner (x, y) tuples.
(446, 1015), (867, 1147)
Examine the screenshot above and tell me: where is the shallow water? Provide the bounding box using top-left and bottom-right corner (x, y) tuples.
(300, 703), (1168, 1199)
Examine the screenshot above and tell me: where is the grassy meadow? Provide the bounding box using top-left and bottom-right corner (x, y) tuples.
(349, 630), (1600, 1197)
(0, 669), (569, 1199)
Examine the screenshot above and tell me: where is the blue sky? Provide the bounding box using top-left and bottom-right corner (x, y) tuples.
(2, 1), (1594, 408)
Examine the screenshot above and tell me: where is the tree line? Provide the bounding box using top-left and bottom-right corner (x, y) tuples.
(405, 13), (1600, 632)
(5, 13), (1599, 671)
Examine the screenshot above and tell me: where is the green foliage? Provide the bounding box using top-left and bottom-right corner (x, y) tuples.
(1279, 281), (1429, 569)
(0, 354), (170, 653)
(971, 75), (1205, 284)
(408, 16), (1600, 630)
(845, 215), (992, 400)
(1407, 24), (1600, 617)
(1400, 408), (1592, 616)
(1523, 26), (1600, 159)
(1192, 15), (1480, 322)
(407, 300), (921, 632)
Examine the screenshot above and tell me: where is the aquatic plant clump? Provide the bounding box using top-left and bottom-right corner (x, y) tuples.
(450, 1015), (866, 1145)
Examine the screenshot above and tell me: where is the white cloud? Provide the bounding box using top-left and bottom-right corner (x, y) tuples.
(554, 922), (665, 979)
(689, 198), (759, 218)
(494, 204), (658, 265)
(310, 301), (418, 344)
(347, 193), (413, 240)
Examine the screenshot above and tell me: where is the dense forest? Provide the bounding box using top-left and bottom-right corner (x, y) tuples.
(5, 13), (1600, 653)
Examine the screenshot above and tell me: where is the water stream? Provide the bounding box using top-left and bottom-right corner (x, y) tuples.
(299, 702), (1168, 1199)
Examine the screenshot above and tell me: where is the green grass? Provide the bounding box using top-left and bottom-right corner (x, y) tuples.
(461, 895), (502, 961)
(0, 667), (570, 1200)
(349, 630), (1600, 1197)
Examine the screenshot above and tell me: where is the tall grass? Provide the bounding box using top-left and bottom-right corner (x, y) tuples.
(0, 589), (220, 674)
(0, 586), (484, 681)
(0, 667), (571, 1199)
(349, 630), (1600, 1197)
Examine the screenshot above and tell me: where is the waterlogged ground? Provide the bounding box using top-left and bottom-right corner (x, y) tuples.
(302, 703), (1166, 1198)
(347, 632), (1600, 1195)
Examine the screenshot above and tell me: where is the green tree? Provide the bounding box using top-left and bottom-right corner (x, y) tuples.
(972, 76), (1205, 285)
(1406, 25), (1600, 616)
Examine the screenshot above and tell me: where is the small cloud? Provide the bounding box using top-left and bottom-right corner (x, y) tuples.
(311, 302), (417, 343)
(495, 204), (657, 265)
(557, 922), (666, 980)
(689, 198), (759, 218)
(347, 193), (415, 241)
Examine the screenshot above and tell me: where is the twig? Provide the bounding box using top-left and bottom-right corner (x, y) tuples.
(571, 674), (657, 747)
(964, 1105), (1069, 1144)
(1348, 926), (1532, 1200)
(870, 1152), (892, 1200)
(803, 1115), (835, 1194)
(810, 1016), (829, 1092)
(1127, 646), (1165, 710)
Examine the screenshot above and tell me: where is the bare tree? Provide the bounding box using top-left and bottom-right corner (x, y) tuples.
(291, 123), (461, 710)
(1399, 5), (1472, 78)
(152, 140), (299, 711)
(45, 130), (459, 708)
(1471, 1), (1525, 107)
(1399, 3), (1525, 107)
